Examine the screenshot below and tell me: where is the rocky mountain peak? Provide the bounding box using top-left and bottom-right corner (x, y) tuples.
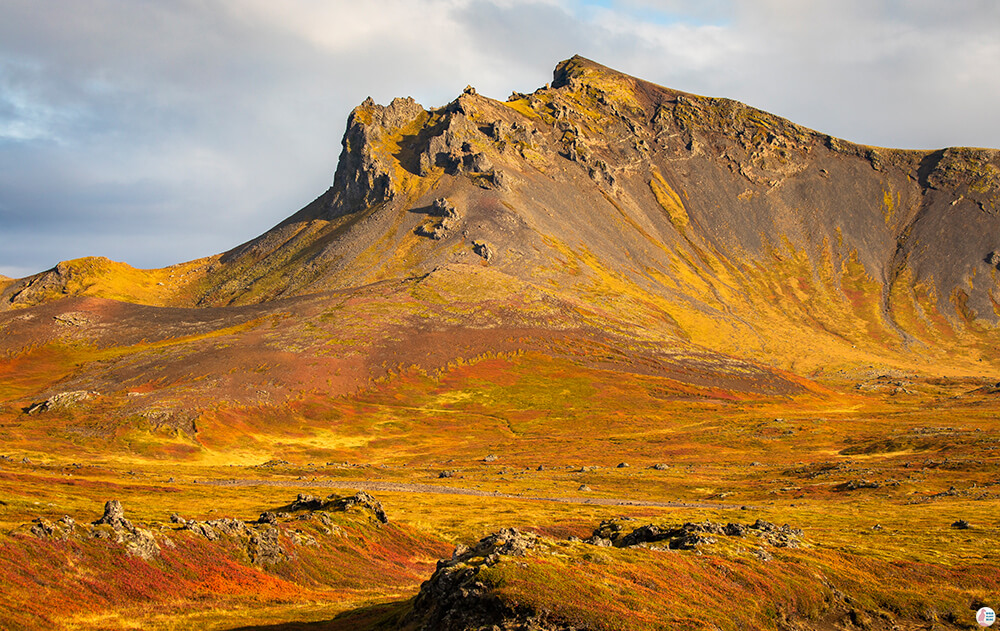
(327, 95), (428, 217)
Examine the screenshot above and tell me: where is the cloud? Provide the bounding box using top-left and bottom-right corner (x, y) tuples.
(1, 0), (998, 278)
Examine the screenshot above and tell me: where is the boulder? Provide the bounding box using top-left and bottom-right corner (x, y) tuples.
(472, 240), (493, 261)
(94, 500), (131, 531)
(429, 197), (460, 219)
(290, 494), (324, 511)
(330, 491), (389, 524)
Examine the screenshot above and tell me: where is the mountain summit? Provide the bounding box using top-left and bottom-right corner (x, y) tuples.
(4, 55), (1000, 376)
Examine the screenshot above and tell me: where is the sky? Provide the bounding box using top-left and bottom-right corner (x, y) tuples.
(1, 0), (999, 278)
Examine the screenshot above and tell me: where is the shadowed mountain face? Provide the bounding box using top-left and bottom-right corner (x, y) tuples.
(3, 55), (1000, 413)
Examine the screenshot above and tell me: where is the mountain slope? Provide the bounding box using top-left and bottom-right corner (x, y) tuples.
(179, 55), (1000, 374)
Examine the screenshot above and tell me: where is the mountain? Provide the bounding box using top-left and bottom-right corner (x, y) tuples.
(3, 54), (1000, 430)
(4, 56), (1000, 383)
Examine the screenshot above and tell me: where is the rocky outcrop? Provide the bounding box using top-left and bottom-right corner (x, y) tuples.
(23, 390), (94, 415)
(406, 528), (581, 631)
(88, 500), (161, 560)
(429, 197), (459, 219)
(326, 96), (427, 217)
(93, 500), (129, 529)
(586, 518), (804, 551)
(472, 240), (493, 262)
(18, 493), (388, 566)
(417, 198), (463, 240)
(407, 516), (808, 631)
(286, 491), (388, 524)
(331, 491), (388, 524)
(2, 262), (81, 309)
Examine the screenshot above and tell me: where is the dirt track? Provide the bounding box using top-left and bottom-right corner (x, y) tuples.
(197, 478), (745, 510)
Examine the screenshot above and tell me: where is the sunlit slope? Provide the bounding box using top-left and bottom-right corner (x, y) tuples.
(0, 261), (813, 455)
(0, 256), (217, 309)
(4, 56), (1000, 375)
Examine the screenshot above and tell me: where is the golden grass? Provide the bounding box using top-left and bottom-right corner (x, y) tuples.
(6, 256), (217, 309)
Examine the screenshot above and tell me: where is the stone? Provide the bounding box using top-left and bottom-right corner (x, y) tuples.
(472, 240), (493, 261)
(404, 527), (547, 629)
(463, 152), (493, 173)
(94, 500), (131, 531)
(616, 462), (630, 468)
(249, 528), (287, 566)
(184, 521), (219, 541)
(487, 120), (509, 141)
(330, 491), (389, 524)
(290, 494), (324, 511)
(836, 479), (880, 491)
(430, 197), (460, 219)
(30, 518), (56, 539)
(671, 533), (716, 550)
(205, 518), (248, 537)
(416, 220), (453, 240)
(951, 519), (973, 530)
(724, 523), (746, 537)
(124, 528), (160, 560)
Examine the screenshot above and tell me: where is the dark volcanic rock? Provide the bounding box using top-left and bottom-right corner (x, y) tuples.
(327, 96), (426, 216)
(329, 491), (389, 524)
(405, 528), (579, 631)
(588, 518), (802, 551)
(472, 240), (493, 261)
(290, 493), (324, 511)
(23, 390), (93, 415)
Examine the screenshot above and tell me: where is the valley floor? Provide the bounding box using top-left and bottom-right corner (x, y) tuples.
(0, 362), (998, 630)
